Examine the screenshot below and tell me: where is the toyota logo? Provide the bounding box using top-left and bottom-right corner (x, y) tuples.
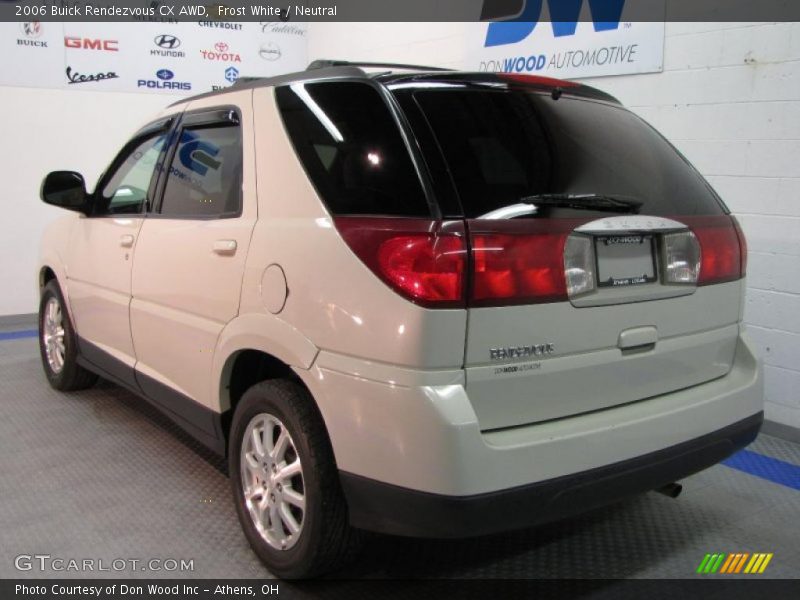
(214, 42), (229, 53)
(154, 34), (180, 49)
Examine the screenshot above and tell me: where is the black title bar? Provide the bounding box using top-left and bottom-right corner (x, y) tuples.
(1, 0), (800, 22)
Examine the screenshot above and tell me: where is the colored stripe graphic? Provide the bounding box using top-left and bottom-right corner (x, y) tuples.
(720, 553), (736, 574)
(697, 552), (773, 575)
(759, 554), (774, 573)
(723, 449), (800, 491)
(0, 329), (37, 341)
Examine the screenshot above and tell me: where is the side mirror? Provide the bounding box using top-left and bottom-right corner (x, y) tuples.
(40, 171), (91, 214)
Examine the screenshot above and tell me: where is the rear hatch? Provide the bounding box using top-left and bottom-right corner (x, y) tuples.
(390, 74), (747, 431)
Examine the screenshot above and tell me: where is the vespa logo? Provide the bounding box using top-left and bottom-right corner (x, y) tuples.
(484, 0), (626, 47)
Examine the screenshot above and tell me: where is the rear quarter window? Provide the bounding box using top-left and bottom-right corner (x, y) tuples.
(276, 82), (430, 217)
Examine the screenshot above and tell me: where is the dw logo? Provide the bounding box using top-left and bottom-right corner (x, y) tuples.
(483, 0), (626, 47)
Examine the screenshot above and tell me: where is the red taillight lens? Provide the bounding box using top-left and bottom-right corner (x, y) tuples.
(471, 232), (569, 305)
(377, 235), (465, 304)
(468, 220), (584, 306)
(498, 73), (579, 88)
(684, 216), (744, 285)
(334, 217), (467, 308)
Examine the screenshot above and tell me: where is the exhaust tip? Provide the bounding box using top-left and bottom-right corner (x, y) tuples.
(655, 482), (683, 498)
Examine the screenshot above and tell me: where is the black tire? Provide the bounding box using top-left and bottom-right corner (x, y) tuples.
(38, 280), (98, 391)
(229, 379), (361, 578)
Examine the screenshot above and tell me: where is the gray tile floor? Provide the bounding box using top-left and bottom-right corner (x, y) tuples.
(1, 336), (798, 580)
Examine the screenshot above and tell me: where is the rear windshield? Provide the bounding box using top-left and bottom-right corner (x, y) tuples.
(406, 89), (725, 219)
(275, 82), (430, 217)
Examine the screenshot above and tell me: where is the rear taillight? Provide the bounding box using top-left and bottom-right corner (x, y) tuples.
(471, 232), (569, 306)
(334, 217), (467, 308)
(468, 220), (584, 307)
(335, 215), (745, 309)
(685, 216), (744, 286)
(661, 231), (701, 284)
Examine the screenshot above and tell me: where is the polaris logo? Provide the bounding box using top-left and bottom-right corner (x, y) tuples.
(490, 343), (555, 361)
(484, 0), (626, 47)
(137, 69), (191, 91)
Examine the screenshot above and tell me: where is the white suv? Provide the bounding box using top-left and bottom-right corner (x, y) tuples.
(37, 61), (763, 578)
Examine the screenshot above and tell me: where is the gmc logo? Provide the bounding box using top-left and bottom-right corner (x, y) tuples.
(64, 37), (119, 51)
(483, 0), (626, 47)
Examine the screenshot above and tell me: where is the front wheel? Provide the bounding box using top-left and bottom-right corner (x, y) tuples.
(229, 379), (361, 578)
(38, 280), (98, 391)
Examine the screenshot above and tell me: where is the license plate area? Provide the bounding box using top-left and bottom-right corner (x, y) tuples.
(595, 234), (657, 288)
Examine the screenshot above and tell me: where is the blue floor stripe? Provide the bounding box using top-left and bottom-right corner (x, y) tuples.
(0, 329), (38, 341)
(722, 449), (800, 491)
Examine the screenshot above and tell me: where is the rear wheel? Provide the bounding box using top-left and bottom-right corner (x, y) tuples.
(38, 280), (97, 391)
(229, 379), (361, 578)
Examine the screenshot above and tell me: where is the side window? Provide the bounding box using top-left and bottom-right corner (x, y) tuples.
(275, 82), (430, 217)
(98, 133), (166, 215)
(159, 123), (242, 218)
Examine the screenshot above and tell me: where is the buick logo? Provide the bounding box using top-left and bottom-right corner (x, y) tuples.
(21, 21), (42, 38)
(259, 42), (281, 61)
(214, 42), (229, 53)
(154, 34), (180, 49)
(156, 69), (174, 81)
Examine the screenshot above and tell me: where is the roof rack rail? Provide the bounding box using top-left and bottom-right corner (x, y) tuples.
(231, 76), (263, 88)
(307, 59), (452, 72)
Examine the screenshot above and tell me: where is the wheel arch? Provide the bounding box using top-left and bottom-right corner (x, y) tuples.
(212, 312), (320, 445)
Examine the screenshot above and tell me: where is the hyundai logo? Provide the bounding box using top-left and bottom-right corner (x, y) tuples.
(154, 34), (180, 49)
(156, 69), (174, 81)
(224, 66), (239, 83)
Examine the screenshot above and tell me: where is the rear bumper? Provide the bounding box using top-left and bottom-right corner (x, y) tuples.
(340, 411), (762, 538)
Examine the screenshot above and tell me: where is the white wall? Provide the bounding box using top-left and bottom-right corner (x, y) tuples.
(0, 87), (169, 316)
(308, 22), (800, 429)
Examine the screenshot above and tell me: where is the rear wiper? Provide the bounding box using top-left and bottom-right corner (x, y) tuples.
(518, 193), (642, 214)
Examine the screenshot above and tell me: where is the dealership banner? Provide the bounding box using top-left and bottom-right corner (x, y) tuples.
(0, 20), (307, 95)
(466, 0), (665, 79)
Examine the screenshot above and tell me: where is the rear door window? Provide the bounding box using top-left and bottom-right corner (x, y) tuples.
(408, 89), (725, 219)
(276, 82), (430, 217)
(159, 122), (242, 218)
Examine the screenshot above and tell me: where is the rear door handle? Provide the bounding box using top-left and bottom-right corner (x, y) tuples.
(213, 239), (237, 256)
(618, 326), (658, 350)
(120, 234), (135, 248)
